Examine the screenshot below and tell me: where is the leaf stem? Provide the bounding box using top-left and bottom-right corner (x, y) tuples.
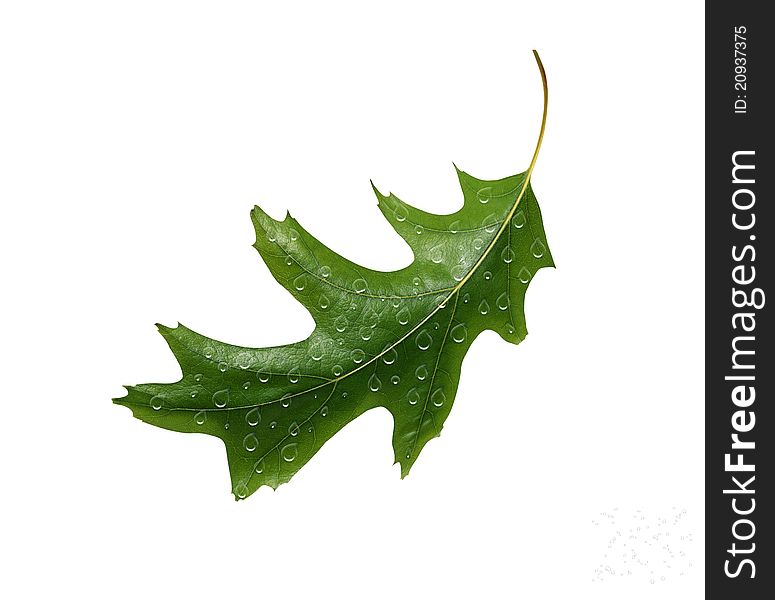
(527, 50), (548, 180)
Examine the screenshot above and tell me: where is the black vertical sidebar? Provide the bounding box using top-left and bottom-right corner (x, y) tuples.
(706, 2), (773, 599)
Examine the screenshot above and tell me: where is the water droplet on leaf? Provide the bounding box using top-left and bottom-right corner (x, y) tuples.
(212, 389), (229, 408)
(407, 388), (420, 405)
(497, 292), (510, 311)
(477, 187), (492, 204)
(431, 388), (446, 407)
(310, 340), (324, 361)
(451, 264), (466, 282)
(451, 323), (467, 343)
(483, 213), (499, 233)
(416, 330), (432, 350)
(335, 315), (348, 332)
(353, 278), (367, 293)
(246, 407), (261, 427)
(235, 351), (251, 369)
(382, 348), (397, 365)
(235, 483), (248, 499)
(281, 444), (298, 463)
(243, 433), (258, 452)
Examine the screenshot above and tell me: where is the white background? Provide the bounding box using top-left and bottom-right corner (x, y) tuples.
(0, 1), (704, 598)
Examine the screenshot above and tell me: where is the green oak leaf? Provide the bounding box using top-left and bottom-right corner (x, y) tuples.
(115, 52), (553, 500)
